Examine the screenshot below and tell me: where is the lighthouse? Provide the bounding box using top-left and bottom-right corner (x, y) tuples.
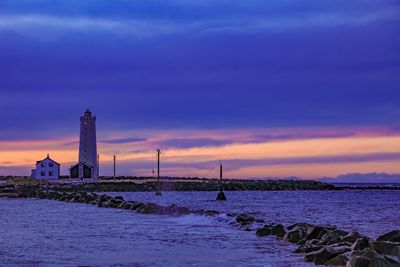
(70, 109), (99, 179)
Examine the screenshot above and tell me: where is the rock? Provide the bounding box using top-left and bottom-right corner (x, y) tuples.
(389, 245), (400, 257)
(163, 204), (190, 215)
(193, 209), (220, 216)
(114, 195), (124, 201)
(100, 194), (112, 201)
(140, 203), (162, 214)
(307, 225), (330, 240)
(346, 255), (371, 267)
(304, 249), (319, 262)
(305, 245), (351, 265)
(377, 230), (400, 243)
(368, 240), (400, 254)
(69, 195), (80, 203)
(163, 204), (178, 214)
(109, 198), (123, 208)
(47, 191), (60, 200)
(295, 244), (322, 254)
(271, 224), (285, 237)
(100, 200), (111, 208)
(0, 192), (21, 198)
(88, 200), (97, 205)
(139, 203), (164, 214)
(341, 232), (368, 244)
(309, 239), (322, 245)
(352, 248), (379, 260)
(321, 229), (349, 245)
(296, 238), (307, 245)
(285, 227), (307, 243)
(369, 254), (400, 267)
(287, 223), (311, 231)
(324, 252), (350, 266)
(117, 201), (133, 210)
(129, 201), (145, 211)
(96, 194), (112, 207)
(83, 194), (96, 204)
(236, 214), (255, 225)
(256, 227), (271, 237)
(351, 238), (370, 251)
(203, 210), (219, 216)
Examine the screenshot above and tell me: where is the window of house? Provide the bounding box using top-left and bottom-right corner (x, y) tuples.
(49, 171), (54, 176)
(40, 171), (46, 176)
(49, 162), (54, 168)
(41, 162), (46, 167)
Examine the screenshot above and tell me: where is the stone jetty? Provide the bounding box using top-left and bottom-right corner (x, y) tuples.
(1, 184), (399, 266)
(34, 179), (337, 192)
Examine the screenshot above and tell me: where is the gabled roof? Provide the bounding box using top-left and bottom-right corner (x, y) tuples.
(36, 154), (60, 166)
(70, 162), (93, 169)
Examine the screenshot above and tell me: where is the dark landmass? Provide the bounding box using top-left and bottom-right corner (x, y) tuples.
(53, 179), (337, 192)
(2, 173), (400, 186)
(0, 177), (336, 192)
(2, 176), (400, 192)
(319, 172), (400, 184)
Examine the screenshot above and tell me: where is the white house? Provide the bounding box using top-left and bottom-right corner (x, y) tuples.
(32, 154), (60, 179)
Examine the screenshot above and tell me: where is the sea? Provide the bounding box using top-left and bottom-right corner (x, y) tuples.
(0, 190), (399, 266)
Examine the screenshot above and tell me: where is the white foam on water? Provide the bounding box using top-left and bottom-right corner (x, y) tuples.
(166, 214), (218, 226)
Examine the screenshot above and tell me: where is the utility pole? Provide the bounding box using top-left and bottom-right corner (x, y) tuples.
(216, 164), (227, 201)
(155, 149), (162, 196)
(113, 155), (116, 180)
(97, 154), (100, 179)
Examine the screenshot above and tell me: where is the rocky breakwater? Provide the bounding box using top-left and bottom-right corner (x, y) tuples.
(256, 223), (400, 266)
(0, 183), (22, 198)
(49, 179), (337, 193)
(18, 188), (226, 218)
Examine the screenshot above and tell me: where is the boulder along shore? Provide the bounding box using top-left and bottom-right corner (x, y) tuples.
(1, 184), (399, 266)
(5, 179), (338, 192)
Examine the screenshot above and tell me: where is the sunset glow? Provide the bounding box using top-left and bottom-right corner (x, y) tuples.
(1, 128), (400, 178)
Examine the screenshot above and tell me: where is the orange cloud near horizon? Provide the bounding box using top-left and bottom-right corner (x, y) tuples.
(1, 128), (400, 178)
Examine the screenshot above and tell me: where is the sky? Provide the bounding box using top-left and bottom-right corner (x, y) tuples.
(0, 0), (399, 179)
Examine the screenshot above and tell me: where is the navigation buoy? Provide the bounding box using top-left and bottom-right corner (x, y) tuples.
(216, 164), (227, 201)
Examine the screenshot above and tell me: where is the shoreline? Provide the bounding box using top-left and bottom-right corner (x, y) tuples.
(2, 177), (400, 192)
(1, 186), (399, 266)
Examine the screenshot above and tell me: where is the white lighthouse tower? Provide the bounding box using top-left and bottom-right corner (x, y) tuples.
(70, 109), (98, 179)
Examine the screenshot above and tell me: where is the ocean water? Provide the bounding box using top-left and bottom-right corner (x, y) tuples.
(105, 190), (400, 238)
(1, 190), (399, 266)
(331, 182), (400, 187)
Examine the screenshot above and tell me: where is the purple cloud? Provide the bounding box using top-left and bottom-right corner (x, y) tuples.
(100, 137), (147, 144)
(156, 138), (234, 149)
(250, 132), (355, 143)
(132, 152), (400, 171)
(210, 152), (400, 172)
